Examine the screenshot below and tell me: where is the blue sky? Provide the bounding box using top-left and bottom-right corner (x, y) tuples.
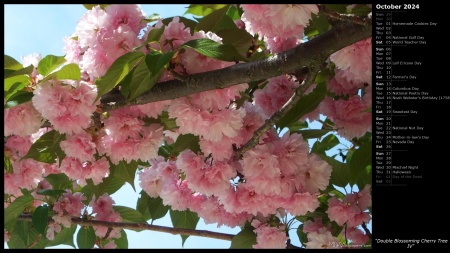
(4, 4), (370, 249)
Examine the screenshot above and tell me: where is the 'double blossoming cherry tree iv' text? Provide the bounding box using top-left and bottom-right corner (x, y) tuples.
(4, 4), (373, 249)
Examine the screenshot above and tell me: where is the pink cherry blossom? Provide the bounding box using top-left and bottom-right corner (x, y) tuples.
(52, 191), (86, 227)
(330, 37), (372, 84)
(60, 157), (90, 183)
(320, 96), (372, 139)
(60, 132), (97, 162)
(178, 150), (236, 196)
(303, 218), (330, 233)
(302, 153), (332, 194)
(357, 184), (372, 210)
(264, 36), (301, 54)
(274, 132), (310, 175)
(87, 157), (110, 185)
(283, 192), (320, 216)
(21, 53), (42, 78)
(4, 135), (32, 158)
(306, 228), (341, 249)
(160, 179), (192, 211)
(345, 227), (369, 245)
(197, 196), (252, 228)
(102, 4), (146, 34)
(32, 80), (99, 135)
(252, 223), (288, 249)
(4, 101), (43, 137)
(240, 143), (280, 179)
(241, 4), (318, 38)
(46, 223), (61, 241)
(327, 68), (365, 96)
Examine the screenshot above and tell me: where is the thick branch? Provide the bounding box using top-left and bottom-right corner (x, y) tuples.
(99, 19), (371, 111)
(18, 213), (234, 242)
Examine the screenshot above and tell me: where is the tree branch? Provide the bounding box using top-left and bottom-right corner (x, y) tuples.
(18, 213), (234, 242)
(234, 67), (321, 160)
(318, 4), (372, 26)
(361, 222), (372, 240)
(99, 19), (371, 111)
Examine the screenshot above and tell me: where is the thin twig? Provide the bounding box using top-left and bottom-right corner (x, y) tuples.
(234, 67), (321, 160)
(361, 222), (372, 240)
(18, 213), (234, 241)
(318, 5), (372, 26)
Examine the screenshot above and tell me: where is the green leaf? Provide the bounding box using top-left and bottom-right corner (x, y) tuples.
(136, 190), (152, 221)
(82, 170), (126, 203)
(170, 209), (199, 246)
(8, 220), (50, 248)
(304, 13), (331, 39)
(44, 173), (73, 190)
(134, 26), (165, 51)
(4, 54), (23, 70)
(316, 153), (350, 187)
(323, 4), (347, 13)
(159, 111), (178, 130)
(185, 4), (228, 17)
(94, 51), (144, 101)
(181, 38), (247, 62)
(4, 64), (34, 79)
(296, 129), (331, 139)
(103, 174), (127, 196)
(277, 82), (327, 129)
(226, 4), (241, 20)
(5, 90), (34, 109)
(45, 224), (77, 248)
(4, 75), (31, 100)
(349, 142), (372, 186)
(230, 226), (257, 249)
(158, 144), (174, 159)
(172, 134), (200, 154)
(4, 194), (34, 230)
(37, 55), (66, 77)
(77, 226), (96, 249)
(215, 28), (252, 57)
(4, 155), (13, 173)
(32, 205), (49, 234)
(83, 4), (110, 10)
(114, 229), (128, 249)
(196, 5), (236, 33)
(113, 206), (146, 223)
(128, 51), (174, 100)
(8, 221), (33, 248)
(22, 130), (66, 164)
(286, 120), (309, 133)
(36, 189), (66, 197)
(142, 13), (161, 23)
(41, 63), (81, 82)
(114, 160), (138, 192)
(297, 224), (309, 245)
(311, 134), (340, 155)
(347, 4), (372, 16)
(161, 17), (198, 35)
(148, 196), (170, 221)
(7, 223), (27, 248)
